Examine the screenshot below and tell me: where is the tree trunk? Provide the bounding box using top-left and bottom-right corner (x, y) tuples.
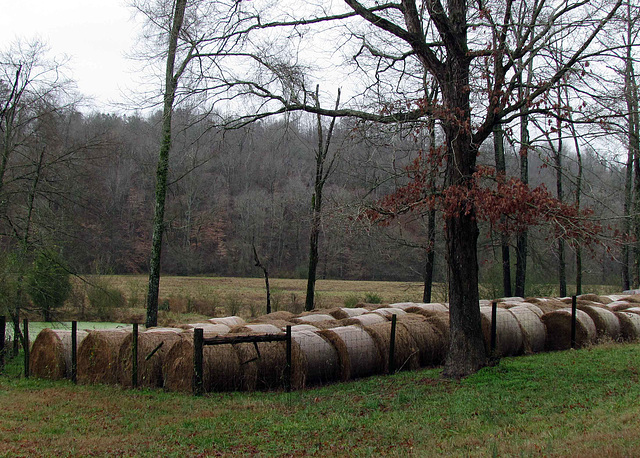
(555, 107), (567, 297)
(493, 124), (511, 297)
(304, 193), (321, 311)
(146, 0), (188, 328)
(423, 208), (436, 303)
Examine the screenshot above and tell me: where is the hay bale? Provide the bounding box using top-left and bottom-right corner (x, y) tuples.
(208, 316), (245, 327)
(291, 329), (340, 387)
(498, 296), (525, 302)
(525, 298), (566, 314)
(479, 307), (524, 357)
(370, 308), (407, 319)
(292, 314), (337, 325)
(503, 303), (544, 318)
(246, 319), (294, 330)
(163, 335), (242, 393)
(541, 309), (597, 351)
(404, 303), (448, 318)
(577, 294), (605, 304)
(622, 294), (640, 303)
(77, 329), (129, 385)
(342, 313), (387, 327)
(623, 307), (640, 316)
(318, 325), (381, 380)
(577, 304), (620, 340)
(604, 301), (633, 312)
(397, 316), (447, 366)
(117, 329), (183, 388)
(363, 321), (419, 372)
(233, 339), (299, 391)
(30, 329), (88, 380)
(479, 300), (492, 307)
(230, 324), (282, 335)
(601, 295), (625, 302)
(615, 312), (640, 341)
(327, 307), (368, 319)
(388, 302), (418, 310)
(290, 324), (319, 332)
(508, 306), (546, 354)
(259, 311), (295, 321)
(179, 323), (231, 335)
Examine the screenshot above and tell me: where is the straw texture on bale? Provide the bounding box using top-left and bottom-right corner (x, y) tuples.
(208, 316), (245, 327)
(363, 321), (419, 372)
(479, 307), (523, 357)
(318, 325), (381, 380)
(504, 303), (543, 317)
(602, 295), (625, 302)
(541, 309), (597, 351)
(342, 313), (388, 327)
(77, 329), (128, 385)
(290, 329), (340, 387)
(233, 339), (301, 390)
(230, 324), (282, 335)
(327, 307), (368, 319)
(499, 296), (525, 302)
(289, 324), (319, 332)
(615, 312), (640, 341)
(163, 335), (242, 393)
(397, 316), (447, 366)
(30, 329), (88, 380)
(605, 301), (633, 312)
(259, 311), (295, 321)
(388, 302), (418, 310)
(577, 304), (620, 340)
(245, 319), (293, 330)
(508, 306), (546, 354)
(117, 330), (183, 388)
(405, 303), (448, 317)
(425, 313), (450, 342)
(371, 308), (407, 319)
(622, 295), (640, 303)
(292, 314), (337, 324)
(577, 294), (605, 304)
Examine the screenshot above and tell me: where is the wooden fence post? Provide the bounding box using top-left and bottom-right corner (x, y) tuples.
(0, 316), (5, 374)
(71, 321), (78, 384)
(490, 301), (497, 358)
(193, 328), (204, 396)
(389, 314), (397, 374)
(132, 323), (138, 388)
(23, 318), (29, 378)
(571, 296), (577, 349)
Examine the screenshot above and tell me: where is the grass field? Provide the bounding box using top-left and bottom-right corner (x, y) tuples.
(57, 275), (621, 326)
(1, 342), (639, 457)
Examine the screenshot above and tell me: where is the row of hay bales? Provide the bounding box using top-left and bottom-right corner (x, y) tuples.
(28, 294), (640, 393)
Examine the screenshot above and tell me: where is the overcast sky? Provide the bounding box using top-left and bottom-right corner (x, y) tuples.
(0, 0), (139, 112)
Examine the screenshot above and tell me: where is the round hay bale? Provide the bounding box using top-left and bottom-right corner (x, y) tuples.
(318, 325), (381, 380)
(405, 303), (448, 317)
(504, 303), (543, 318)
(577, 304), (620, 340)
(508, 306), (546, 354)
(208, 316), (245, 327)
(291, 329), (340, 388)
(602, 295), (625, 302)
(180, 323), (231, 335)
(292, 314), (337, 325)
(388, 302), (418, 310)
(371, 308), (407, 319)
(30, 329), (88, 380)
(541, 309), (597, 351)
(259, 311), (295, 321)
(604, 301), (633, 312)
(230, 324), (282, 335)
(246, 319), (294, 330)
(498, 297), (525, 303)
(525, 298), (566, 314)
(397, 316), (447, 366)
(479, 300), (492, 307)
(622, 295), (640, 303)
(342, 313), (387, 327)
(622, 307), (640, 316)
(163, 335), (242, 393)
(117, 330), (183, 388)
(77, 329), (129, 385)
(327, 307), (368, 319)
(479, 307), (524, 357)
(363, 321), (419, 372)
(290, 324), (319, 332)
(235, 340), (300, 390)
(577, 294), (604, 304)
(615, 312), (640, 341)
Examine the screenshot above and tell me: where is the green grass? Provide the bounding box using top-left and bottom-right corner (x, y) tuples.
(1, 343), (639, 456)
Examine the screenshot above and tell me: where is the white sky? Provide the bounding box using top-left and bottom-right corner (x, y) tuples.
(0, 0), (139, 112)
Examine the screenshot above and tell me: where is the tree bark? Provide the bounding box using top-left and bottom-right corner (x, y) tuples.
(146, 0), (188, 328)
(493, 124), (511, 297)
